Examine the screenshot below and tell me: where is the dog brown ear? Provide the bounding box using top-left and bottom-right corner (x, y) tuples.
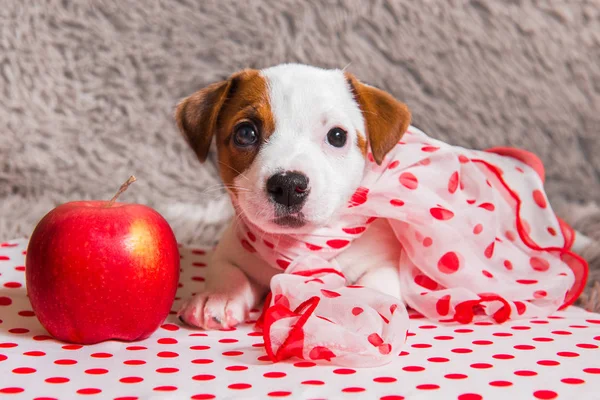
(175, 79), (232, 163)
(345, 73), (411, 165)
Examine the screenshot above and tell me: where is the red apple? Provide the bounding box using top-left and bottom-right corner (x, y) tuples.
(25, 176), (180, 344)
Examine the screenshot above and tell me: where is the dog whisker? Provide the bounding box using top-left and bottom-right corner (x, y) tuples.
(218, 161), (251, 184)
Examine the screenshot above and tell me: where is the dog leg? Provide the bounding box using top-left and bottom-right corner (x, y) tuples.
(335, 218), (403, 299)
(355, 263), (402, 299)
(178, 221), (275, 329)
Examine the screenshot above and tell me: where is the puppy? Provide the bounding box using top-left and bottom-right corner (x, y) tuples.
(176, 63), (591, 329)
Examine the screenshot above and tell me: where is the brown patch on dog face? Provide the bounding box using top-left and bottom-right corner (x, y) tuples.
(356, 131), (368, 156)
(216, 70), (274, 188)
(175, 70), (274, 191)
(345, 72), (411, 165)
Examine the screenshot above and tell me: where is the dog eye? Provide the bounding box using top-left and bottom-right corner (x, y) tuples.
(326, 127), (347, 148)
(233, 123), (259, 147)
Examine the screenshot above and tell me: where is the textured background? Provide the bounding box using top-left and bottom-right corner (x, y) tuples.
(1, 0), (599, 282)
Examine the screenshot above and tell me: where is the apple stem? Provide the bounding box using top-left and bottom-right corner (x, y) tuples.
(106, 176), (137, 207)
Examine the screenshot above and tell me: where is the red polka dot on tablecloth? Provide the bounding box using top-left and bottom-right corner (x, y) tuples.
(85, 368), (108, 375)
(454, 328), (473, 333)
(269, 391), (292, 397)
(61, 345), (82, 350)
(412, 343), (432, 348)
(154, 386), (177, 392)
(45, 377), (69, 384)
(489, 380), (512, 387)
(76, 388), (102, 395)
(493, 353), (515, 360)
(156, 367), (179, 374)
(445, 373), (468, 380)
(374, 377), (397, 383)
(264, 371), (286, 378)
(54, 359), (77, 365)
(428, 357), (449, 363)
(119, 376), (143, 383)
(557, 351), (579, 357)
(451, 348), (473, 353)
(514, 344), (536, 350)
(576, 343), (598, 349)
(225, 365), (248, 371)
(561, 378), (585, 384)
(228, 383), (252, 390)
(0, 297), (13, 306)
(342, 387), (365, 393)
(403, 365), (425, 372)
(537, 360), (560, 366)
(458, 394), (482, 400)
(12, 367), (36, 374)
(157, 351), (179, 358)
(191, 358), (214, 364)
(380, 396), (405, 400)
(533, 337), (554, 342)
(9, 328), (29, 334)
(23, 351), (45, 356)
(533, 390), (557, 399)
(333, 368), (356, 375)
(126, 346), (147, 351)
(302, 380), (325, 385)
(222, 350), (243, 356)
(90, 352), (113, 358)
(190, 345), (210, 350)
(0, 387), (24, 393)
(157, 337), (178, 344)
(470, 363), (493, 369)
(583, 368), (600, 374)
(124, 359), (146, 365)
(416, 384), (440, 390)
(193, 374), (215, 381)
(514, 370), (538, 376)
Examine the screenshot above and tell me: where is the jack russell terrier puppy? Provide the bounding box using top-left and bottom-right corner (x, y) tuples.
(176, 63), (590, 331)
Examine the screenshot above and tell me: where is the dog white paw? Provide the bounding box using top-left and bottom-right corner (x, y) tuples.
(178, 291), (248, 330)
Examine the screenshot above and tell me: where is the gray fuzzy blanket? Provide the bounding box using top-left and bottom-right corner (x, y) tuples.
(1, 0), (599, 305)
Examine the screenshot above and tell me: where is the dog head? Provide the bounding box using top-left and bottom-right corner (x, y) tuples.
(176, 64), (411, 233)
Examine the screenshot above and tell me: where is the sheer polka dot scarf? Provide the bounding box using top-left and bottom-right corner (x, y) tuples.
(240, 126), (588, 367)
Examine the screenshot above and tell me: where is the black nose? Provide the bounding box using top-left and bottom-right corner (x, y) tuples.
(266, 172), (309, 207)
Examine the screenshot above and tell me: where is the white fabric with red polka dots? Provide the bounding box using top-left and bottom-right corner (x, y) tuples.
(237, 126), (587, 367)
(1, 239), (599, 399)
